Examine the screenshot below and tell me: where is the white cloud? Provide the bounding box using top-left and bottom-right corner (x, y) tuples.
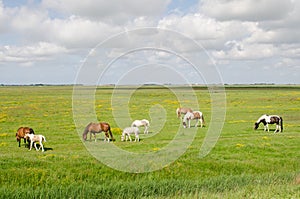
(158, 13), (260, 51)
(0, 0), (299, 84)
(47, 16), (122, 48)
(0, 42), (68, 63)
(42, 0), (171, 23)
(200, 0), (294, 21)
(213, 42), (278, 60)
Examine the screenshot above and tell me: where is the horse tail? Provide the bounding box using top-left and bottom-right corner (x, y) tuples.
(131, 122), (136, 127)
(201, 113), (205, 125)
(108, 125), (115, 141)
(82, 123), (91, 141)
(42, 136), (47, 142)
(280, 117), (283, 132)
(176, 108), (180, 118)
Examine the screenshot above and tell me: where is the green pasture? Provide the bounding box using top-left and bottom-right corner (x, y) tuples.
(0, 85), (299, 198)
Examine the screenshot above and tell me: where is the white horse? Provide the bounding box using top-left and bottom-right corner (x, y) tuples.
(176, 107), (193, 120)
(254, 114), (283, 133)
(121, 127), (140, 142)
(24, 134), (47, 152)
(131, 119), (150, 134)
(183, 111), (205, 128)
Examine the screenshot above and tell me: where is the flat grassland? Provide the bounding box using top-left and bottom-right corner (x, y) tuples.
(0, 85), (299, 198)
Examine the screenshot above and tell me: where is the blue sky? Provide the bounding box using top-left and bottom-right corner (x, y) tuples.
(0, 0), (299, 85)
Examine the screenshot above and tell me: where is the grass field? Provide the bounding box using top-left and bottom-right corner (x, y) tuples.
(0, 85), (299, 198)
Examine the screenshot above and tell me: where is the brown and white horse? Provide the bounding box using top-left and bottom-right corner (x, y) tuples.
(15, 127), (35, 147)
(82, 122), (115, 142)
(176, 107), (193, 119)
(254, 114), (283, 133)
(183, 111), (205, 128)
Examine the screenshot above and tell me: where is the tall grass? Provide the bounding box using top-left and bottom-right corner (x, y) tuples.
(0, 85), (299, 198)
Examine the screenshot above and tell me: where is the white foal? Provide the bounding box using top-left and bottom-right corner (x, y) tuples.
(131, 119), (150, 134)
(121, 127), (140, 142)
(24, 134), (47, 152)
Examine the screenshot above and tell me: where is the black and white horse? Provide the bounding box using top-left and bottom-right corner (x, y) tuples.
(254, 114), (283, 133)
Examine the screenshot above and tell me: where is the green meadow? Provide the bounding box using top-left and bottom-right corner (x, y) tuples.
(0, 85), (299, 198)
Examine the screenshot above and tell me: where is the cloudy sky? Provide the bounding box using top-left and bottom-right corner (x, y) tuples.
(0, 0), (299, 85)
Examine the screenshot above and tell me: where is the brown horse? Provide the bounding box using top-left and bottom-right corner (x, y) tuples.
(16, 127), (35, 147)
(82, 122), (115, 142)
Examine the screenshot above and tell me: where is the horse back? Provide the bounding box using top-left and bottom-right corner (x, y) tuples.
(193, 112), (201, 119)
(269, 116), (280, 124)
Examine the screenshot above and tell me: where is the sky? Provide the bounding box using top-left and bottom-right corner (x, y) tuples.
(0, 0), (299, 85)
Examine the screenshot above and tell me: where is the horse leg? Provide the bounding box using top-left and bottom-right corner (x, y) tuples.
(104, 133), (110, 142)
(279, 123), (282, 132)
(40, 141), (44, 152)
(195, 119), (199, 127)
(135, 134), (139, 142)
(264, 124), (269, 132)
(200, 118), (203, 128)
(29, 141), (33, 151)
(274, 124), (279, 133)
(128, 134), (132, 142)
(34, 142), (38, 151)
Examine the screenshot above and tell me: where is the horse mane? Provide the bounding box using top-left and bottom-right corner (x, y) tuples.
(29, 128), (35, 134)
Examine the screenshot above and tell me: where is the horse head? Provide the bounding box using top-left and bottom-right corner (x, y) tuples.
(121, 135), (125, 142)
(254, 122), (259, 130)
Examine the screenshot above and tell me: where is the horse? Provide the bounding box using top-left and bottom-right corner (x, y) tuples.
(24, 134), (46, 152)
(254, 114), (283, 133)
(131, 119), (150, 134)
(82, 122), (115, 142)
(121, 127), (140, 142)
(182, 111), (205, 128)
(176, 107), (193, 119)
(15, 127), (35, 147)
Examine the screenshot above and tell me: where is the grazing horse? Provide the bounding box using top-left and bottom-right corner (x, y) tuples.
(182, 111), (205, 128)
(131, 119), (150, 134)
(121, 127), (140, 142)
(15, 127), (35, 147)
(82, 122), (115, 142)
(24, 134), (46, 152)
(176, 107), (193, 119)
(254, 114), (283, 133)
